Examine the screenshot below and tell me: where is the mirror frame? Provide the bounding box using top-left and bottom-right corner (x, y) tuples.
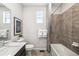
(14, 17), (22, 36)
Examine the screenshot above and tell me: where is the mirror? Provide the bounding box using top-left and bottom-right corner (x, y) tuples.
(14, 17), (22, 36)
(0, 3), (11, 41)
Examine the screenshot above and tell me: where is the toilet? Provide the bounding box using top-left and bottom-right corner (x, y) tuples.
(25, 44), (34, 56)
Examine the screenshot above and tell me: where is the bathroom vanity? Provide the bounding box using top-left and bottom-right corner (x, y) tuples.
(0, 42), (26, 56)
(15, 44), (26, 56)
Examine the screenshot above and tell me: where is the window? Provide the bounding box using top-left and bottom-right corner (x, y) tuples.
(36, 10), (44, 24)
(3, 11), (10, 24)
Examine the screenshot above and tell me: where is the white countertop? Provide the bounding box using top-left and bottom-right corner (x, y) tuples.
(0, 42), (26, 56)
(51, 44), (78, 56)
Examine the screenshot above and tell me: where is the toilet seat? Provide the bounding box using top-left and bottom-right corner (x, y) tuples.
(25, 44), (34, 50)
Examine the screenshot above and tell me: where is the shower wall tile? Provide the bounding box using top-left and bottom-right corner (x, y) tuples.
(50, 14), (62, 43)
(72, 4), (79, 43)
(50, 3), (79, 55)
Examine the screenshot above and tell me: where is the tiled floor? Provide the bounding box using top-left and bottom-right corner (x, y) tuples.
(31, 50), (49, 56)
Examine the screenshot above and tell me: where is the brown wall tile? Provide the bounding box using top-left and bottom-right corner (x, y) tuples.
(49, 3), (79, 55)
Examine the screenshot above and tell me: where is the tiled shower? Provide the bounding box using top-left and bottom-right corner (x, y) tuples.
(49, 3), (79, 55)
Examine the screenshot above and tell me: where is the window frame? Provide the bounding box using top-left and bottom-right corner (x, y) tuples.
(36, 10), (44, 24)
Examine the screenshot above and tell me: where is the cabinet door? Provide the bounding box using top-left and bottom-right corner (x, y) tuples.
(15, 45), (26, 56)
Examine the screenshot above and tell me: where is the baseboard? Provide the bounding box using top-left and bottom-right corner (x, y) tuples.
(33, 48), (47, 50)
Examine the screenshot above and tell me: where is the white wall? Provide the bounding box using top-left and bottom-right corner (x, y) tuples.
(2, 3), (48, 49)
(3, 3), (23, 40)
(23, 5), (47, 50)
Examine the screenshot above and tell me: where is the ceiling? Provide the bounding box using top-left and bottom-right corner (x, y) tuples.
(21, 3), (48, 6)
